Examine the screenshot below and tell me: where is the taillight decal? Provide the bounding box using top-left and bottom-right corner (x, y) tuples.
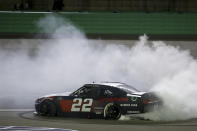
(143, 99), (148, 104)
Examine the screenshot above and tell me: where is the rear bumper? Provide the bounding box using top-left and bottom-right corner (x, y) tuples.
(143, 101), (162, 112)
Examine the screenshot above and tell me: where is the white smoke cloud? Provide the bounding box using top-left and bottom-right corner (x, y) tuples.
(127, 39), (197, 121)
(0, 15), (197, 121)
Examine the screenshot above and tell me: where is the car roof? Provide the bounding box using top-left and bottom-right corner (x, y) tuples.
(85, 82), (140, 93)
(94, 82), (127, 87)
(85, 82), (124, 87)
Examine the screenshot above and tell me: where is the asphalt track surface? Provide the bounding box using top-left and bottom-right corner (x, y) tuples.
(0, 110), (197, 131)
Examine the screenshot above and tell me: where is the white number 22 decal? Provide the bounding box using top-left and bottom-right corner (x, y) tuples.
(71, 98), (93, 112)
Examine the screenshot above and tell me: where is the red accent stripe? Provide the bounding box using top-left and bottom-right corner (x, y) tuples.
(59, 100), (73, 112)
(98, 97), (128, 102)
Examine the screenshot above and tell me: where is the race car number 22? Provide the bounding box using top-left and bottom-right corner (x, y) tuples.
(71, 98), (93, 112)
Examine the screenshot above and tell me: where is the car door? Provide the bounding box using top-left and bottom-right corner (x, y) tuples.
(98, 86), (128, 107)
(70, 85), (100, 113)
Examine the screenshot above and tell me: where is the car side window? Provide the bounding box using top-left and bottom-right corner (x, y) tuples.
(104, 89), (113, 96)
(102, 87), (126, 97)
(102, 87), (116, 97)
(73, 86), (100, 98)
(85, 87), (99, 98)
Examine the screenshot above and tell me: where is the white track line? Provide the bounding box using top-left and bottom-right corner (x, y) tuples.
(0, 109), (34, 111)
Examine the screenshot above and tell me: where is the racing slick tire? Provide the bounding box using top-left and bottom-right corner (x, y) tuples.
(40, 100), (57, 116)
(104, 103), (121, 120)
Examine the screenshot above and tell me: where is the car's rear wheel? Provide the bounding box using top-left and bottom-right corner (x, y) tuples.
(40, 100), (57, 116)
(104, 103), (121, 120)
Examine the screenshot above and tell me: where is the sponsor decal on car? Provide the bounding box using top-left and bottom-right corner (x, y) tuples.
(127, 110), (140, 113)
(120, 104), (138, 107)
(95, 112), (102, 114)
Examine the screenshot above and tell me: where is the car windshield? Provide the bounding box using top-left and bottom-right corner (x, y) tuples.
(70, 85), (97, 97)
(118, 84), (140, 94)
(70, 87), (84, 96)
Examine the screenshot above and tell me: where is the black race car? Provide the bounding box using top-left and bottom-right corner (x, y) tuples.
(35, 82), (162, 119)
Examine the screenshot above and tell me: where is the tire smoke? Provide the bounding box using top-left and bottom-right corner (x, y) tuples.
(0, 15), (197, 121)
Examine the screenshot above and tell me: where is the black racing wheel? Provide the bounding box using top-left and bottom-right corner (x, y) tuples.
(104, 103), (121, 120)
(40, 100), (57, 116)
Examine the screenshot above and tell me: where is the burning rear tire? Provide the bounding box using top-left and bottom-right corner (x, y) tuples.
(104, 103), (121, 120)
(40, 100), (57, 116)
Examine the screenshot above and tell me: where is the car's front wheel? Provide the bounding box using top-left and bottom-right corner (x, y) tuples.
(40, 100), (57, 116)
(104, 103), (121, 120)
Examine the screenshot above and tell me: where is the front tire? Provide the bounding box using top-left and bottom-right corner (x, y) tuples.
(104, 103), (121, 120)
(40, 100), (57, 116)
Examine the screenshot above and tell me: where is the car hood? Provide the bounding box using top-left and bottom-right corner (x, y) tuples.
(41, 92), (72, 98)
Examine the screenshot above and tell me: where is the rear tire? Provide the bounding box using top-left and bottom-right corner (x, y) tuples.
(40, 100), (57, 116)
(104, 103), (121, 120)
